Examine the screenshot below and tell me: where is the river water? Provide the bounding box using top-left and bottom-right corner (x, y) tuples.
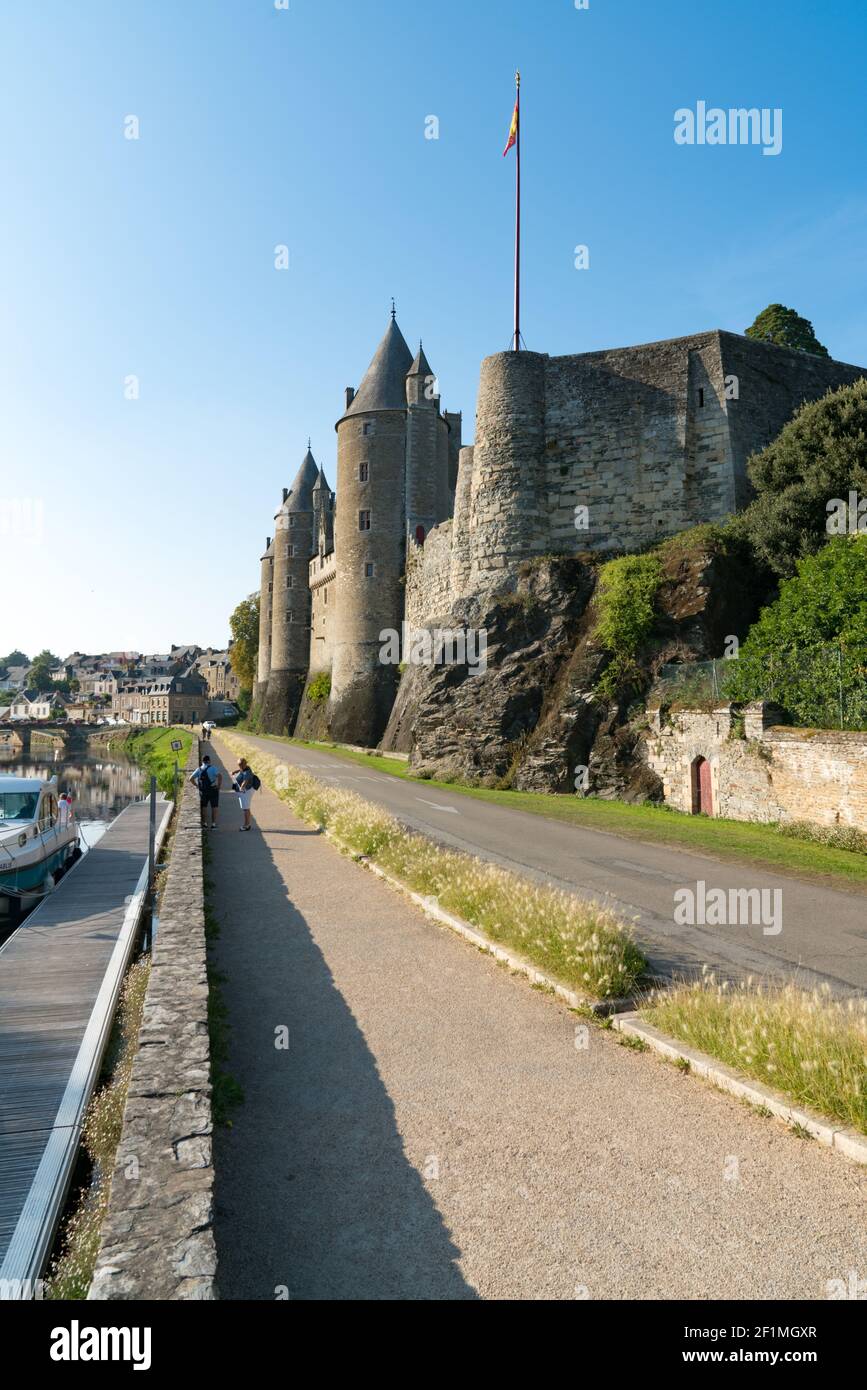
(0, 744), (145, 939)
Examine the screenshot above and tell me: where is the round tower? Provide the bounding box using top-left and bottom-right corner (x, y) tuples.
(468, 350), (549, 588)
(329, 314), (413, 746)
(255, 534), (274, 703)
(262, 445), (320, 735)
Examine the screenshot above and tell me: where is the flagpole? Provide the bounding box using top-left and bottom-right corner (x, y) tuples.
(513, 70), (521, 352)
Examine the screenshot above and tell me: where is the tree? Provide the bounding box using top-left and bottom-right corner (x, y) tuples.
(27, 649), (61, 692)
(725, 535), (867, 728)
(745, 304), (829, 358)
(734, 379), (867, 576)
(0, 649), (29, 668)
(228, 593), (259, 693)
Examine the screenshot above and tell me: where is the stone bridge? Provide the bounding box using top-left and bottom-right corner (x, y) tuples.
(0, 723), (115, 755)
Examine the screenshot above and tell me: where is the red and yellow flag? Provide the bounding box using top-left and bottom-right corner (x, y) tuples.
(503, 96), (518, 157)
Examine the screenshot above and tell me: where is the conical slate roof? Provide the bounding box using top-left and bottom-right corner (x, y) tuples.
(344, 317), (413, 416)
(312, 464), (331, 494)
(408, 341), (433, 378)
(281, 447), (320, 513)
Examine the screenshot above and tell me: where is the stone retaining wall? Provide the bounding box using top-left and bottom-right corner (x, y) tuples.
(89, 742), (216, 1300)
(645, 703), (867, 832)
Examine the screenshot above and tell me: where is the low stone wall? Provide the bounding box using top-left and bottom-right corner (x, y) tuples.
(89, 742), (216, 1300)
(645, 703), (867, 832)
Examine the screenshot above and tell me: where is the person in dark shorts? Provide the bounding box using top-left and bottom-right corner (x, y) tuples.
(191, 754), (222, 829)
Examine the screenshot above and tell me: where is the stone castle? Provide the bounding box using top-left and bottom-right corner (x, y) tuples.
(255, 312), (864, 746)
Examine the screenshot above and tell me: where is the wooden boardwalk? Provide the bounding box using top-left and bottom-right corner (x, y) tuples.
(0, 797), (172, 1294)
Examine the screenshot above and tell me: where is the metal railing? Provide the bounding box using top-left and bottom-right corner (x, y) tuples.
(650, 645), (867, 731)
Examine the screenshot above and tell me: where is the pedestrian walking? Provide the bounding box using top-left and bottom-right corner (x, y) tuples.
(231, 758), (260, 831)
(191, 754), (222, 829)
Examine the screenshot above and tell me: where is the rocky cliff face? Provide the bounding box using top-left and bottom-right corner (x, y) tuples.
(381, 530), (767, 798)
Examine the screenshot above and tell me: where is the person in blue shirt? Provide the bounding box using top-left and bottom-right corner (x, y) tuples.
(190, 755), (222, 829)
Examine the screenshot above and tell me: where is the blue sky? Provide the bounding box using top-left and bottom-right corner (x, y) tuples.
(1, 0), (865, 659)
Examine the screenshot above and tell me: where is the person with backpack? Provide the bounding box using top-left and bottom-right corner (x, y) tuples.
(190, 754), (222, 829)
(231, 758), (260, 832)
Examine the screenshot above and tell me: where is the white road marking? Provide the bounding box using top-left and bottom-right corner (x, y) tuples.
(415, 798), (460, 815)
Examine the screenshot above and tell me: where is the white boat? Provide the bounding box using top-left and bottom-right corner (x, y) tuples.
(0, 775), (80, 901)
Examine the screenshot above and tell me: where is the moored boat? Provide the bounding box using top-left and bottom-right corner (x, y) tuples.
(0, 775), (80, 902)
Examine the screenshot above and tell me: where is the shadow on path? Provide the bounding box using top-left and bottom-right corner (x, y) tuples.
(207, 747), (476, 1300)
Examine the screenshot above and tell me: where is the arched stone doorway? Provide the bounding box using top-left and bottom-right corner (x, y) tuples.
(691, 756), (713, 816)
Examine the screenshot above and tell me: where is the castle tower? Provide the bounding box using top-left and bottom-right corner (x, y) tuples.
(262, 445), (320, 734)
(255, 535), (274, 702)
(329, 314), (414, 745)
(312, 464), (334, 557)
(405, 341), (451, 544)
(468, 350), (549, 587)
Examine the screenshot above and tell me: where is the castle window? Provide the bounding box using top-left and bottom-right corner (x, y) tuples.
(324, 588), (328, 604)
(359, 510), (371, 531)
(286, 576), (294, 588)
(359, 462), (369, 482)
(559, 465), (568, 477)
(287, 544), (295, 557)
(289, 515), (297, 527)
(287, 610), (294, 623)
(365, 563), (375, 578)
(268, 583), (273, 594)
(362, 421), (376, 437)
(698, 388), (705, 408)
(415, 524), (426, 545)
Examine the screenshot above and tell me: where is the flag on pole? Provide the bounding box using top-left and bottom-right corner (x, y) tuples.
(503, 97), (518, 157)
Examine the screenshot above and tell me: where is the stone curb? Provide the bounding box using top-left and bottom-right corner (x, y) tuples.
(610, 1012), (867, 1167)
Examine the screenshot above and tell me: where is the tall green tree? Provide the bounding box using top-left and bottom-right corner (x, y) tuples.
(228, 593), (259, 694)
(27, 649), (60, 691)
(734, 379), (867, 576)
(745, 303), (829, 357)
(0, 649), (29, 668)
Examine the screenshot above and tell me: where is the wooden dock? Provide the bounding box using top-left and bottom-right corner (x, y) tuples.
(0, 797), (172, 1295)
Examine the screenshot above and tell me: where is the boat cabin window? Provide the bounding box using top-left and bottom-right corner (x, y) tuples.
(0, 791), (39, 821)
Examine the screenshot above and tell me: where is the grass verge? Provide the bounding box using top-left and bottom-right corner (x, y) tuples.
(243, 732), (867, 888)
(44, 960), (150, 1299)
(125, 726), (194, 798)
(221, 730), (646, 1000)
(644, 976), (867, 1136)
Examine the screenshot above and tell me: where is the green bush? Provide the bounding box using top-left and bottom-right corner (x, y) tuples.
(725, 536), (867, 728)
(306, 671), (332, 704)
(594, 553), (663, 699)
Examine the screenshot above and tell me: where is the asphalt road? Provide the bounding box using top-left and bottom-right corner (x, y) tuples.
(207, 747), (867, 1300)
(232, 733), (867, 997)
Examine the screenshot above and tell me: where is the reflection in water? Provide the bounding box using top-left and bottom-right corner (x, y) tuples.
(0, 748), (144, 936)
